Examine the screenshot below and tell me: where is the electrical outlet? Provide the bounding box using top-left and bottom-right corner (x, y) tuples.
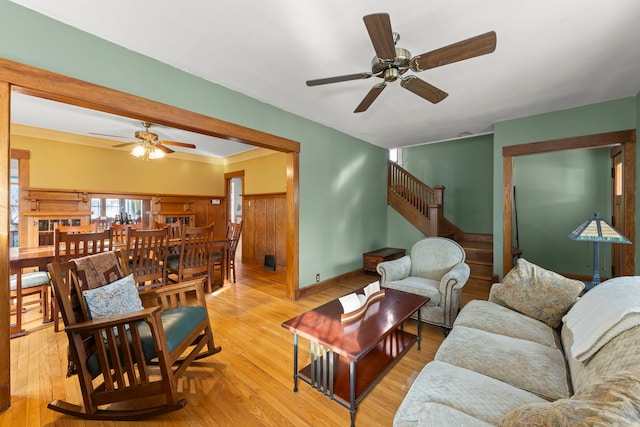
(316, 274), (320, 282)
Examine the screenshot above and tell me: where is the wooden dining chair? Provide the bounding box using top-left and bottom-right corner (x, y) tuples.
(126, 227), (170, 291)
(227, 221), (243, 283)
(110, 223), (130, 245)
(213, 220), (243, 284)
(166, 225), (215, 292)
(92, 218), (111, 231)
(46, 250), (221, 420)
(166, 221), (183, 239)
(52, 228), (113, 331)
(155, 221), (182, 261)
(10, 270), (51, 323)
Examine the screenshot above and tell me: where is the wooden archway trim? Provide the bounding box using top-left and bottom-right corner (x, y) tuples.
(0, 58), (302, 409)
(0, 58), (301, 298)
(0, 59), (300, 153)
(502, 129), (636, 277)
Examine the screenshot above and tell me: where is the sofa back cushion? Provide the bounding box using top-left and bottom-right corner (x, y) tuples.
(562, 276), (640, 361)
(489, 258), (583, 328)
(563, 324), (640, 394)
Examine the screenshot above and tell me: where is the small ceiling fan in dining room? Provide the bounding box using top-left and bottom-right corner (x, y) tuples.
(306, 13), (497, 113)
(89, 121), (197, 159)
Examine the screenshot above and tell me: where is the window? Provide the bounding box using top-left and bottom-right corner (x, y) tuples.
(90, 198), (101, 219)
(105, 198), (120, 220)
(9, 159), (19, 247)
(615, 162), (623, 196)
(389, 148), (403, 165)
(92, 197), (145, 224)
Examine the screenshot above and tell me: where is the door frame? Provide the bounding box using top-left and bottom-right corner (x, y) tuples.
(502, 130), (636, 277)
(611, 145), (625, 277)
(224, 170), (245, 225)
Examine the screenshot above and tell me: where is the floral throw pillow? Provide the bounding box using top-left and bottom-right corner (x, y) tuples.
(491, 258), (584, 328)
(82, 274), (143, 328)
(498, 371), (640, 426)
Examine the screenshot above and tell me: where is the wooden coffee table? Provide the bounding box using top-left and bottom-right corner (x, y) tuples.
(281, 288), (429, 427)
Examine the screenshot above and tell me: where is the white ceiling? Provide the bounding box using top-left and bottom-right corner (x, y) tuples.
(9, 0), (640, 152)
(10, 93), (256, 158)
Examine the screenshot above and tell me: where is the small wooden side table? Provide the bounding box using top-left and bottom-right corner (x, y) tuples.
(363, 247), (406, 275)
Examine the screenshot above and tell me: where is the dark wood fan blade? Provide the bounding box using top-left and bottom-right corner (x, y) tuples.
(354, 83), (386, 113)
(363, 13), (396, 62)
(410, 31), (497, 72)
(306, 73), (372, 86)
(112, 142), (137, 148)
(90, 132), (130, 139)
(160, 140), (196, 149)
(400, 76), (448, 104)
(156, 144), (174, 154)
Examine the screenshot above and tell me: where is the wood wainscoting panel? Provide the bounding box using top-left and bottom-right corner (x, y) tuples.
(243, 193), (287, 272)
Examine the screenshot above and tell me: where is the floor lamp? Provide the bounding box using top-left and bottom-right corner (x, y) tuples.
(568, 212), (631, 292)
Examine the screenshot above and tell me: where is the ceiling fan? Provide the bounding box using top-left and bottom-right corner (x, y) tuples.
(90, 121), (197, 159)
(306, 13), (497, 113)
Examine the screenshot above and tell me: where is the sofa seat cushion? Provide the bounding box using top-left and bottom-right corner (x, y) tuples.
(393, 361), (547, 426)
(454, 300), (561, 349)
(435, 325), (571, 401)
(385, 277), (441, 306)
(498, 370), (640, 426)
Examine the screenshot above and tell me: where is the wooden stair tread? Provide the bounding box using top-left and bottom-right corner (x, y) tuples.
(458, 241), (493, 251)
(466, 259), (493, 266)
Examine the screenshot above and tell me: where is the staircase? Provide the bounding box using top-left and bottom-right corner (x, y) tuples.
(387, 161), (496, 287)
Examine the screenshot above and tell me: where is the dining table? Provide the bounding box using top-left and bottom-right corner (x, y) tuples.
(9, 235), (230, 338)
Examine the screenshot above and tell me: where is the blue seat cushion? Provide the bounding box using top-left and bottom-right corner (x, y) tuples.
(165, 254), (180, 271)
(87, 305), (207, 377)
(10, 271), (50, 291)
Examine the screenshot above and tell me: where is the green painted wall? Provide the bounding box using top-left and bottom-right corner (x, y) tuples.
(0, 1), (388, 288)
(513, 148), (611, 276)
(493, 97), (637, 277)
(386, 134), (494, 253)
(386, 207), (425, 253)
(403, 134), (494, 233)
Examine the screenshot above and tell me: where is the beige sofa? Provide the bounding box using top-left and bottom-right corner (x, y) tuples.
(394, 259), (640, 426)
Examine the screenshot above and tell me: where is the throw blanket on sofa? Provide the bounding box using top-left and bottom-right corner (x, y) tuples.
(563, 276), (640, 362)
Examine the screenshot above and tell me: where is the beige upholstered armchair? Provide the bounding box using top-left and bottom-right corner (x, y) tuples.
(376, 237), (470, 333)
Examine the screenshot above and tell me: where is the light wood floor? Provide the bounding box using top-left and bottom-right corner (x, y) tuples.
(1, 263), (489, 427)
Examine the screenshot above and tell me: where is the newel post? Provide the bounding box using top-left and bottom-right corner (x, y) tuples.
(428, 186), (445, 237)
(433, 185), (445, 209)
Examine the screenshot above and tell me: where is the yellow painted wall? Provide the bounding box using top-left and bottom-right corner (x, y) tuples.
(225, 151), (287, 194)
(12, 135), (226, 195)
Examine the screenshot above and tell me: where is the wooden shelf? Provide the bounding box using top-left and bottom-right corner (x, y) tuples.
(298, 329), (417, 406)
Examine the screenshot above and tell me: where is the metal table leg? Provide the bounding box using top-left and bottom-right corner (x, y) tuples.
(293, 333), (299, 392)
(349, 360), (356, 427)
(417, 309), (422, 351)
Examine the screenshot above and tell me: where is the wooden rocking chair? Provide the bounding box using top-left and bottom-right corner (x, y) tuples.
(46, 250), (221, 420)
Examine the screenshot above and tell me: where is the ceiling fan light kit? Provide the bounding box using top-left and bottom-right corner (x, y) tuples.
(131, 142), (166, 161)
(91, 121), (198, 160)
(306, 13), (497, 113)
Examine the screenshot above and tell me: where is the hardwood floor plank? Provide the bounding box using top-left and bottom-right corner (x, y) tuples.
(0, 263), (488, 426)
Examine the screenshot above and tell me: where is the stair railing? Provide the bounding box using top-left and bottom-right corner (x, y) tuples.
(387, 160), (445, 236)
